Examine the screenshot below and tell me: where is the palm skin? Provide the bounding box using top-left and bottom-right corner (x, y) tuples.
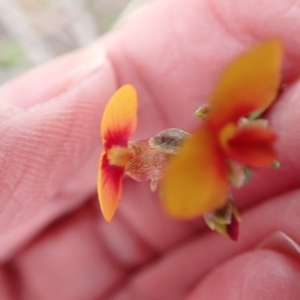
(1, 0), (300, 299)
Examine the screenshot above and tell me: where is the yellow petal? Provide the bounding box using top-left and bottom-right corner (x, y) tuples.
(101, 84), (137, 147)
(162, 127), (229, 219)
(209, 39), (282, 128)
(98, 151), (125, 222)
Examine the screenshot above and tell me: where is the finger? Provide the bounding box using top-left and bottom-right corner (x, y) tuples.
(4, 202), (125, 300)
(0, 43), (117, 261)
(187, 250), (300, 300)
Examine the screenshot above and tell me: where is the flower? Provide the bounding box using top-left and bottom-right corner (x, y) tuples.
(162, 39), (283, 219)
(98, 84), (138, 222)
(98, 85), (187, 222)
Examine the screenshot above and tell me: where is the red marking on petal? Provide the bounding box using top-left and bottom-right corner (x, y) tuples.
(101, 84), (137, 149)
(98, 151), (125, 222)
(227, 213), (239, 241)
(209, 40), (282, 128)
(225, 127), (277, 167)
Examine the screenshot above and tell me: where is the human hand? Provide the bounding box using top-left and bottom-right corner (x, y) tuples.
(1, 0), (300, 299)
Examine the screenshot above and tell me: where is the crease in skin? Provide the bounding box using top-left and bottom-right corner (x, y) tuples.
(208, 0), (249, 48)
(0, 262), (22, 300)
(0, 103), (23, 121)
(66, 44), (108, 91)
(99, 210), (157, 269)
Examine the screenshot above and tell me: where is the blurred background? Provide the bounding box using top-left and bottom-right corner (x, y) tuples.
(0, 0), (147, 84)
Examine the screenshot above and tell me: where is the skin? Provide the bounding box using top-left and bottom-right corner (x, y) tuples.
(1, 0), (300, 299)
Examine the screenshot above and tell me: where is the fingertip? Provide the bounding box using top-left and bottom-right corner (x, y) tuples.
(187, 249), (300, 300)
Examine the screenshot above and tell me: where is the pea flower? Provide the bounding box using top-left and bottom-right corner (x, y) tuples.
(162, 40), (283, 221)
(98, 84), (187, 222)
(98, 84), (137, 222)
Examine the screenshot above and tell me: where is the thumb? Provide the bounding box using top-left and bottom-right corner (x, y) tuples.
(0, 42), (116, 261)
(188, 250), (300, 299)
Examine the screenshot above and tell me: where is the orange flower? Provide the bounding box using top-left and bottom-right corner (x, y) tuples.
(98, 84), (138, 222)
(98, 85), (175, 222)
(162, 40), (283, 219)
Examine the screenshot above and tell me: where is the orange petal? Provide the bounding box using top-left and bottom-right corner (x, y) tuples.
(225, 127), (277, 167)
(162, 127), (228, 219)
(101, 84), (137, 148)
(209, 40), (282, 128)
(97, 151), (125, 222)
